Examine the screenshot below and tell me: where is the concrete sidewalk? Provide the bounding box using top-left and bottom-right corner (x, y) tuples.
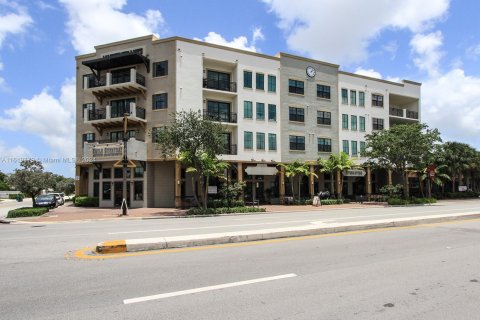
(7, 202), (382, 223)
(96, 211), (480, 254)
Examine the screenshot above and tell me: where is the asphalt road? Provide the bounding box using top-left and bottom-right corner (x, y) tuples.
(0, 200), (480, 319)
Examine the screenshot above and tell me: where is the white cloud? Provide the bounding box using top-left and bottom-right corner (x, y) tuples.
(0, 1), (33, 47)
(59, 0), (164, 53)
(383, 41), (398, 60)
(466, 44), (480, 60)
(0, 141), (30, 158)
(354, 68), (382, 79)
(410, 31), (444, 76)
(422, 68), (480, 149)
(0, 78), (76, 158)
(263, 0), (449, 64)
(195, 30), (263, 52)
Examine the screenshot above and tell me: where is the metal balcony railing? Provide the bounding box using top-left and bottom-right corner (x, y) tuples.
(221, 144), (237, 155)
(203, 78), (237, 92)
(389, 107), (404, 117)
(88, 109), (106, 121)
(136, 73), (146, 87)
(136, 105), (146, 119)
(406, 110), (419, 119)
(203, 110), (237, 123)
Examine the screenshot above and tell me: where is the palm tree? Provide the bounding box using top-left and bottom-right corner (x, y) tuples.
(415, 164), (451, 198)
(440, 142), (477, 192)
(319, 152), (356, 199)
(318, 157), (335, 194)
(278, 160), (317, 200)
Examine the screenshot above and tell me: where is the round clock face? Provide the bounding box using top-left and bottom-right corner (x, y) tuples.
(306, 66), (316, 77)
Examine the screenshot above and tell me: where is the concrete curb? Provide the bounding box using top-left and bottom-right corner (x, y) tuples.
(95, 212), (480, 254)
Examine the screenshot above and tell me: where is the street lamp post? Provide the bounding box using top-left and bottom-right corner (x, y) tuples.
(121, 113), (129, 216)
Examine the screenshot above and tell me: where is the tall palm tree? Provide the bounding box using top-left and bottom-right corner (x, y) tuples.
(278, 160), (317, 199)
(318, 157), (335, 194)
(319, 152), (356, 198)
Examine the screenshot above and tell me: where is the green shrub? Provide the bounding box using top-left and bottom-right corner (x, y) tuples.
(321, 199), (345, 205)
(7, 207), (49, 218)
(188, 206), (266, 215)
(8, 193), (24, 200)
(74, 196), (99, 207)
(208, 199), (245, 208)
(388, 197), (436, 205)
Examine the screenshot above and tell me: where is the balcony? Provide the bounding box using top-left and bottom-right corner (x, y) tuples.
(203, 109), (237, 124)
(221, 144), (238, 155)
(203, 78), (237, 93)
(83, 68), (147, 102)
(389, 107), (419, 124)
(83, 138), (147, 162)
(84, 102), (146, 134)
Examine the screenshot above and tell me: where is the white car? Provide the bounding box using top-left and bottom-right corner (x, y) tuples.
(48, 193), (64, 206)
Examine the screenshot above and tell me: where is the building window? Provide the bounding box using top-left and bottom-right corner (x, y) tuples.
(360, 141), (366, 155)
(351, 115), (358, 131)
(111, 68), (130, 84)
(134, 167), (144, 178)
(114, 168), (123, 179)
(83, 74), (96, 89)
(342, 114), (349, 129)
(102, 168), (111, 179)
(359, 91), (365, 106)
(317, 111), (331, 125)
(244, 101), (253, 119)
(82, 103), (95, 118)
(372, 118), (384, 130)
(341, 88), (348, 104)
(93, 169), (99, 180)
(289, 135), (305, 151)
(318, 138), (332, 152)
(342, 140), (349, 154)
(93, 182), (99, 198)
(268, 104), (276, 121)
(351, 141), (358, 156)
(83, 133), (95, 142)
(102, 182), (111, 200)
(268, 75), (276, 92)
(206, 100), (231, 122)
(256, 73), (264, 90)
(111, 98), (135, 118)
(256, 132), (265, 150)
(153, 61), (168, 77)
(289, 107), (305, 122)
(244, 131), (253, 149)
(151, 127), (163, 143)
(350, 90), (357, 105)
(289, 79), (304, 95)
(372, 94), (384, 107)
(317, 84), (331, 99)
(152, 93), (168, 110)
(244, 71), (252, 88)
(134, 181), (143, 201)
(268, 133), (277, 151)
(256, 103), (265, 120)
(359, 116), (366, 132)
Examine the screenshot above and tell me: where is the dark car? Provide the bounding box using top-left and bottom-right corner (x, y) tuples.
(34, 194), (58, 209)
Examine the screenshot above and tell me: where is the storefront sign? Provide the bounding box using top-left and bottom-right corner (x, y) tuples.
(208, 186), (218, 194)
(458, 186), (467, 192)
(245, 164), (278, 176)
(343, 169), (366, 177)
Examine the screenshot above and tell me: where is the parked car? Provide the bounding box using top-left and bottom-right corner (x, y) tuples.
(34, 194), (58, 209)
(48, 193), (65, 206)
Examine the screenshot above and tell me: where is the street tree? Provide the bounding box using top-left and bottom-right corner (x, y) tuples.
(0, 170), (10, 191)
(155, 110), (226, 208)
(439, 142), (477, 192)
(8, 160), (56, 205)
(364, 123), (442, 198)
(319, 152), (356, 199)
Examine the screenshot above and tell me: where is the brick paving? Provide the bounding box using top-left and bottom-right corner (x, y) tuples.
(15, 202), (385, 223)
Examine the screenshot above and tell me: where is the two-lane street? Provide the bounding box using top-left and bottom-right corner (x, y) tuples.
(1, 200), (480, 319)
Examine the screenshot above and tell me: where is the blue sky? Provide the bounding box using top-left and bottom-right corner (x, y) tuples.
(0, 0), (479, 177)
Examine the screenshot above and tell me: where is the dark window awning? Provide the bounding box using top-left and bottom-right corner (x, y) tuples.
(82, 51), (150, 75)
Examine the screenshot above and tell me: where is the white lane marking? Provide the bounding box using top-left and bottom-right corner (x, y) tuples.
(108, 221), (315, 235)
(123, 273), (297, 304)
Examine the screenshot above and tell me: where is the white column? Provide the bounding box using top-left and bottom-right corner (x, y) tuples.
(106, 105), (111, 119)
(130, 68), (136, 83)
(83, 77), (89, 89)
(402, 109), (406, 118)
(106, 72), (112, 86)
(83, 107), (89, 123)
(130, 102), (136, 117)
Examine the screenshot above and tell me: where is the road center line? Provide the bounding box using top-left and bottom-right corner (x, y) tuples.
(123, 273), (297, 304)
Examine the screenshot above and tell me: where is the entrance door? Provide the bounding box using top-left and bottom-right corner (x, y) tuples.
(114, 182), (130, 207)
